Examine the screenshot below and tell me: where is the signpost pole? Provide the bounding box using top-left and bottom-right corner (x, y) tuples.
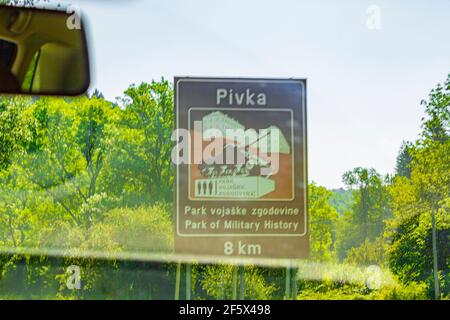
(292, 263), (298, 300)
(239, 265), (245, 300)
(186, 263), (191, 300)
(232, 266), (238, 300)
(285, 265), (291, 300)
(174, 262), (181, 300)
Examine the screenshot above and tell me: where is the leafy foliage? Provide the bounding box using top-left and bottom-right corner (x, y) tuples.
(309, 184), (339, 262)
(200, 265), (275, 300)
(329, 188), (353, 216)
(0, 75), (449, 299)
(387, 74), (450, 298)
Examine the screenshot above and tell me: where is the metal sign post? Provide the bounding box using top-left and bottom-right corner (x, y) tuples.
(174, 262), (181, 300)
(232, 266), (238, 300)
(285, 266), (291, 300)
(239, 266), (245, 300)
(186, 264), (191, 300)
(292, 264), (298, 300)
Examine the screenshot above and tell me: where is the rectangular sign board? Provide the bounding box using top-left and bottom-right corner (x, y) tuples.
(174, 77), (308, 259)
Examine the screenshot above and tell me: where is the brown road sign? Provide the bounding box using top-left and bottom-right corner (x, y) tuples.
(173, 77), (308, 259)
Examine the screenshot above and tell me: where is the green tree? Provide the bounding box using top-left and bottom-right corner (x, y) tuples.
(387, 74), (450, 299)
(344, 237), (387, 267)
(117, 79), (174, 203)
(420, 74), (450, 143)
(395, 141), (413, 179)
(15, 96), (120, 228)
(0, 84), (176, 299)
(0, 97), (35, 171)
(342, 168), (391, 244)
(308, 183), (339, 261)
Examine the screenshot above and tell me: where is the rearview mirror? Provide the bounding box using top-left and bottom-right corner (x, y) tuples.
(0, 5), (90, 96)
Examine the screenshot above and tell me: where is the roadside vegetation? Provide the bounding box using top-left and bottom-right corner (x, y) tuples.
(0, 74), (448, 300)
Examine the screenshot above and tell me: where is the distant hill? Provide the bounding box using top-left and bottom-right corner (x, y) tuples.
(329, 188), (353, 215)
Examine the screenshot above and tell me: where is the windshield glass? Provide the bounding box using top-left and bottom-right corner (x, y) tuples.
(0, 0), (448, 300)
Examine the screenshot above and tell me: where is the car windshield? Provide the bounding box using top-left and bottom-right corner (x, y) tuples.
(0, 0), (448, 300)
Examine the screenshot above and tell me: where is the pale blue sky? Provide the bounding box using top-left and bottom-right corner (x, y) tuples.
(56, 0), (450, 188)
